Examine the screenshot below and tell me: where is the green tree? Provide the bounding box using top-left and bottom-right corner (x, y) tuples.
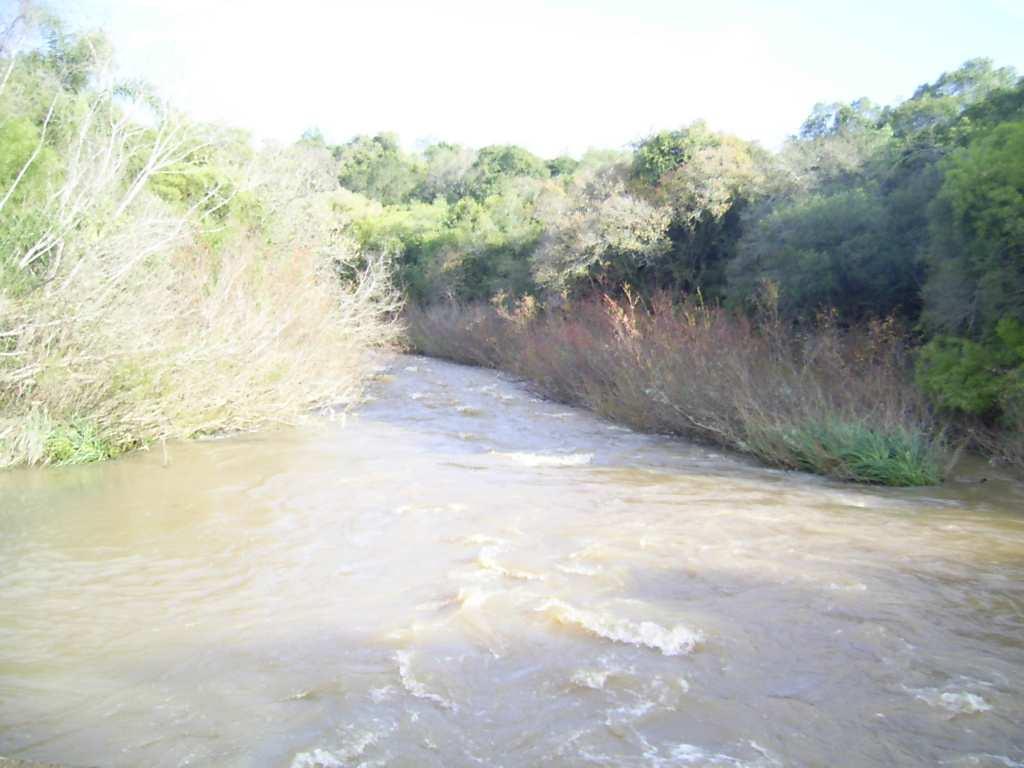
(631, 121), (718, 186)
(799, 98), (882, 140)
(651, 134), (768, 298)
(415, 142), (475, 202)
(917, 318), (1024, 427)
(885, 58), (1017, 145)
(729, 188), (919, 320)
(922, 122), (1024, 336)
(334, 133), (423, 204)
(915, 116), (1023, 425)
(466, 144), (550, 199)
(547, 155), (579, 177)
(959, 79), (1024, 137)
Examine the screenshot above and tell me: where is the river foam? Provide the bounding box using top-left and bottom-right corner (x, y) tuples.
(395, 650), (458, 711)
(491, 451), (594, 467)
(476, 544), (545, 581)
(537, 598), (702, 656)
(668, 741), (781, 767)
(912, 687), (992, 715)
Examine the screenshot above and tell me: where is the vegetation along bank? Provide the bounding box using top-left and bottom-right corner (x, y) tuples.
(3, 6), (1022, 485)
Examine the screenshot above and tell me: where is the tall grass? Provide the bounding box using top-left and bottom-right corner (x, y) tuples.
(405, 296), (945, 486)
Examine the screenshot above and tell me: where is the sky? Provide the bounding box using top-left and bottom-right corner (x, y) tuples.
(41, 0), (1024, 157)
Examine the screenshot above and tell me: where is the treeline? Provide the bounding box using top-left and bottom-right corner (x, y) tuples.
(0, 8), (398, 467)
(325, 59), (1023, 476)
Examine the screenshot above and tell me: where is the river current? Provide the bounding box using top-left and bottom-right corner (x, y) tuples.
(1, 356), (1023, 767)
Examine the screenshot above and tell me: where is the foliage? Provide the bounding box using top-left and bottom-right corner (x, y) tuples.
(324, 56), (1022, 471)
(335, 133), (423, 204)
(466, 144), (550, 199)
(532, 178), (670, 293)
(916, 318), (1024, 422)
(746, 419), (941, 486)
(417, 142), (476, 202)
(885, 58), (1017, 144)
(729, 188), (919, 320)
(799, 99), (883, 140)
(923, 122), (1024, 336)
(547, 155), (579, 177)
(343, 180), (544, 302)
(631, 121), (718, 186)
(650, 135), (768, 297)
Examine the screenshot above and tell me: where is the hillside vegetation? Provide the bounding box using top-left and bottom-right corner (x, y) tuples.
(4, 5), (1021, 484)
(324, 62), (1023, 483)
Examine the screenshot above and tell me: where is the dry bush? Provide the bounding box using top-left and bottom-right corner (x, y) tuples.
(406, 297), (945, 486)
(0, 94), (400, 467)
(967, 424), (1024, 474)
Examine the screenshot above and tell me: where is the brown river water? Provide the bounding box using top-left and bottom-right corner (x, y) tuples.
(1, 356), (1023, 768)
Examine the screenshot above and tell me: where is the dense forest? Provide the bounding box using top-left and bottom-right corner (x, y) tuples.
(2, 5), (1022, 483)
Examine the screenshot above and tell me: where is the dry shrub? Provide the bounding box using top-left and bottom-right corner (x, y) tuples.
(968, 424), (1024, 473)
(406, 296), (944, 486)
(0, 130), (400, 467)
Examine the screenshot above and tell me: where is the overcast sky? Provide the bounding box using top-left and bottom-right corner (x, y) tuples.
(47, 0), (1024, 156)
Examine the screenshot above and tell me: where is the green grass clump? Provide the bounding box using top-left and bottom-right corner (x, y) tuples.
(43, 421), (121, 466)
(749, 420), (942, 486)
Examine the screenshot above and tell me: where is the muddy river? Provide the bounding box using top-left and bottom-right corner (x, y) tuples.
(1, 356), (1023, 767)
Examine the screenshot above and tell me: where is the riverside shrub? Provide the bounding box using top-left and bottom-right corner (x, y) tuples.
(0, 23), (401, 468)
(405, 298), (944, 486)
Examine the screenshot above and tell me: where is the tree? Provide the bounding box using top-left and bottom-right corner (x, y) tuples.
(547, 155), (579, 177)
(651, 134), (768, 297)
(922, 121), (1024, 336)
(884, 58), (1018, 148)
(465, 144), (549, 199)
(532, 180), (670, 294)
(799, 98), (882, 140)
(780, 101), (894, 195)
(916, 319), (1024, 421)
(631, 121), (718, 186)
(334, 133), (423, 204)
(958, 78), (1024, 141)
(415, 142), (475, 203)
(728, 189), (919, 321)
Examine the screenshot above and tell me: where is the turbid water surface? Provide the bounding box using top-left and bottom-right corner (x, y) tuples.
(1, 356), (1023, 767)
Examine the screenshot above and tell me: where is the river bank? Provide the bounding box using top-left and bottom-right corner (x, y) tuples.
(404, 300), (955, 487)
